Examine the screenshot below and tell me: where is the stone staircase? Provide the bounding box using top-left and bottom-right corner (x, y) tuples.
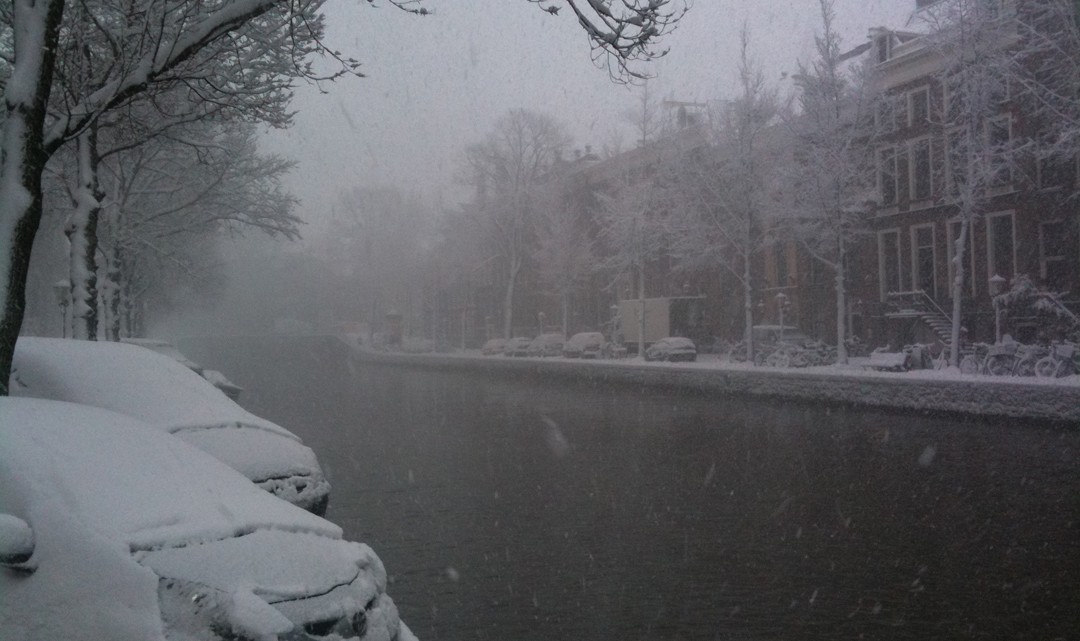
(884, 290), (955, 345)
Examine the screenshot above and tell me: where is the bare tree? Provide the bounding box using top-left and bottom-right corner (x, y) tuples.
(330, 186), (433, 343)
(97, 121), (301, 339)
(914, 0), (1035, 366)
(666, 29), (782, 363)
(781, 0), (876, 363)
(594, 166), (668, 358)
(0, 0), (682, 392)
(534, 195), (595, 336)
(465, 109), (571, 338)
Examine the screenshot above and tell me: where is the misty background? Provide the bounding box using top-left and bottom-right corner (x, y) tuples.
(23, 0), (914, 338)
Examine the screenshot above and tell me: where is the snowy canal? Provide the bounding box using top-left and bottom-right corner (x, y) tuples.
(181, 336), (1078, 641)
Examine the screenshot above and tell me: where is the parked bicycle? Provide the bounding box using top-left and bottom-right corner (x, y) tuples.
(1035, 341), (1078, 378)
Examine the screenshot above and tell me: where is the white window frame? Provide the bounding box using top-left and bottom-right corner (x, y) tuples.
(908, 86), (930, 127)
(908, 136), (933, 202)
(910, 223), (938, 299)
(985, 210), (1017, 285)
(878, 228), (903, 302)
(947, 217), (977, 298)
(985, 114), (1014, 187)
(1038, 219), (1067, 282)
(877, 146), (898, 205)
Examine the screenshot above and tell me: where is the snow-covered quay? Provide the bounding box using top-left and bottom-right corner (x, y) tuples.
(345, 340), (1079, 425)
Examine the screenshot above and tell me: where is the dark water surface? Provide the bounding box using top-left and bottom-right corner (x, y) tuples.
(182, 337), (1079, 641)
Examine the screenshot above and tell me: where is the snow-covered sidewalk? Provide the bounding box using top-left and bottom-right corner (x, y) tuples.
(346, 340), (1079, 424)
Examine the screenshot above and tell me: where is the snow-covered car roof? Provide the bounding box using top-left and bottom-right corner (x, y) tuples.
(0, 398), (407, 641)
(11, 337), (289, 437)
(653, 336), (695, 348)
(566, 332), (604, 346)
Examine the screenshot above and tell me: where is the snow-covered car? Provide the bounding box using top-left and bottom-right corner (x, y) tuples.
(0, 398), (414, 641)
(10, 338), (330, 515)
(481, 338), (507, 355)
(526, 332), (566, 357)
(504, 336), (533, 357)
(122, 337), (244, 400)
(644, 337), (697, 362)
(563, 332), (607, 359)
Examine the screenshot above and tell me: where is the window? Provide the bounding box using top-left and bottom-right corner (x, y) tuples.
(1037, 150), (1073, 189)
(945, 128), (964, 197)
(895, 145), (910, 202)
(986, 211), (1016, 283)
(878, 229), (902, 301)
(775, 243), (790, 289)
(911, 224), (937, 298)
(1039, 220), (1071, 291)
(910, 138), (932, 201)
(908, 87), (929, 127)
(875, 96), (897, 134)
(943, 80), (962, 124)
(986, 115), (1013, 186)
(878, 147), (897, 205)
(947, 218), (977, 297)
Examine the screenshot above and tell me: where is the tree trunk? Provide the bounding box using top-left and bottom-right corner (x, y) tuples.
(637, 265), (646, 359)
(835, 235), (848, 364)
(0, 0), (66, 394)
(103, 217), (124, 341)
(743, 250), (755, 364)
(65, 126), (104, 341)
(561, 291), (569, 337)
(949, 217), (971, 368)
(502, 258), (521, 339)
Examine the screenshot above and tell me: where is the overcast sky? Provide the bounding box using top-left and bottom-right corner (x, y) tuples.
(260, 0), (916, 238)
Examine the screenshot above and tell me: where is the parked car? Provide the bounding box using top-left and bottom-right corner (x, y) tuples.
(11, 338), (331, 515)
(527, 333), (566, 357)
(563, 332), (607, 359)
(0, 397), (414, 641)
(645, 337), (697, 362)
(481, 338), (508, 355)
(122, 337), (244, 400)
(504, 336), (533, 357)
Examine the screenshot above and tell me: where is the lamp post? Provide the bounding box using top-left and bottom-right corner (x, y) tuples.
(52, 279), (71, 339)
(989, 274), (1006, 344)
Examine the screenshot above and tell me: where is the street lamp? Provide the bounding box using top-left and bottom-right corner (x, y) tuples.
(52, 279), (71, 338)
(989, 274), (1007, 344)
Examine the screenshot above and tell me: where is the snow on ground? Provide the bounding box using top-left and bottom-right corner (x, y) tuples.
(348, 340), (1079, 423)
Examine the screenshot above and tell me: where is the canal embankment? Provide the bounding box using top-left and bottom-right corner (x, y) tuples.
(344, 339), (1079, 424)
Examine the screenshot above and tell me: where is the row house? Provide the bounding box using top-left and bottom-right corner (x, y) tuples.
(851, 1), (1079, 348)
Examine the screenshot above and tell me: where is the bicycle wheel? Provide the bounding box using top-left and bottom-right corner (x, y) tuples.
(766, 350), (790, 368)
(985, 354), (1015, 376)
(1034, 356), (1059, 378)
(959, 354), (979, 375)
(1013, 355), (1038, 377)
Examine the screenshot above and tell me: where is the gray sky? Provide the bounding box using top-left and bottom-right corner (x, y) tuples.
(260, 0), (915, 238)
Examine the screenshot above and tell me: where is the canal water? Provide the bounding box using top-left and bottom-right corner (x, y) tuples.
(182, 337), (1079, 641)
